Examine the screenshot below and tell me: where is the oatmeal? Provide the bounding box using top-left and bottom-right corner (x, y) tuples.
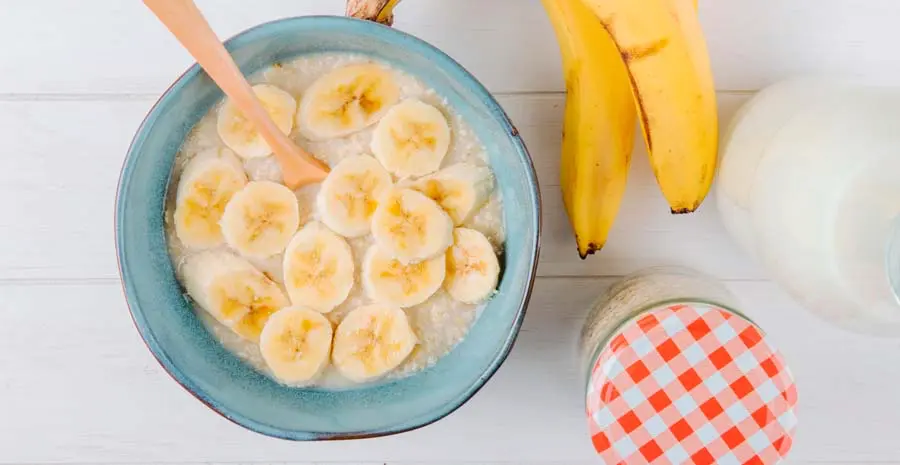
(165, 54), (505, 388)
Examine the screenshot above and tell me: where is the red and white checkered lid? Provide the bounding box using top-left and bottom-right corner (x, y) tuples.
(586, 303), (797, 465)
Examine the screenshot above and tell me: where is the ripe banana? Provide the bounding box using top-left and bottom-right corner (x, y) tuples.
(362, 245), (445, 308)
(181, 250), (290, 342)
(371, 188), (454, 264)
(282, 221), (355, 314)
(371, 98), (451, 178)
(259, 306), (334, 385)
(444, 228), (500, 304)
(406, 163), (494, 226)
(578, 0), (717, 213)
(217, 84), (296, 159)
(317, 154), (394, 238)
(332, 304), (417, 382)
(173, 147), (248, 249)
(542, 0), (635, 258)
(220, 181), (301, 258)
(296, 63), (400, 140)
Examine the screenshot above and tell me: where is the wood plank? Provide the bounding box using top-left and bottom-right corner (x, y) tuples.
(0, 92), (766, 282)
(0, 99), (141, 282)
(0, 279), (896, 463)
(1, 0), (899, 94)
(0, 0), (557, 95)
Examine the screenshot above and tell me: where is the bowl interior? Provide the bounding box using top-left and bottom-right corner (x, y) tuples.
(116, 16), (539, 439)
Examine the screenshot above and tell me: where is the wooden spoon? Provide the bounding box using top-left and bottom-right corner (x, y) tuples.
(144, 0), (329, 189)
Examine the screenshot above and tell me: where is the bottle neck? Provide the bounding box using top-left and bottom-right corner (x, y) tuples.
(889, 214), (900, 305)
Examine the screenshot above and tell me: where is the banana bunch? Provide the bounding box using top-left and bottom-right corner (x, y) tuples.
(543, 0), (716, 257)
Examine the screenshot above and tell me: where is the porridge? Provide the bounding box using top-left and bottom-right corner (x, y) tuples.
(164, 54), (505, 388)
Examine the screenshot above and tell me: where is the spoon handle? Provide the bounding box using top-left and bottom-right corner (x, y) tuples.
(143, 0), (327, 181)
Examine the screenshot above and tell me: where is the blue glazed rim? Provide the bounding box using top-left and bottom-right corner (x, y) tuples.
(115, 16), (541, 440)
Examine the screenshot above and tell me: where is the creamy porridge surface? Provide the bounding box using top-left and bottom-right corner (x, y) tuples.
(164, 53), (505, 388)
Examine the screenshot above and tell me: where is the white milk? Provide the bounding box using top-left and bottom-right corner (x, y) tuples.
(717, 80), (900, 336)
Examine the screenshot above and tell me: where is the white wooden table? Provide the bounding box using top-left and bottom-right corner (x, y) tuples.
(2, 1), (899, 463)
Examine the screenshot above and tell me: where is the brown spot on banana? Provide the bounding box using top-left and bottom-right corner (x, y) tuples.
(624, 68), (653, 153)
(593, 18), (657, 153)
(621, 38), (670, 62)
(671, 206), (697, 215)
(346, 0), (403, 26)
(598, 14), (617, 36)
(579, 242), (602, 260)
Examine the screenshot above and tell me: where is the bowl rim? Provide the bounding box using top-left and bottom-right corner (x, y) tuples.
(115, 15), (542, 441)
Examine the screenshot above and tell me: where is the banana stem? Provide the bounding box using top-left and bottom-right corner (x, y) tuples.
(346, 0), (403, 26)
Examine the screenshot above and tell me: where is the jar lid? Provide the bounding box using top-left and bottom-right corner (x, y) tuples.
(586, 303), (797, 465)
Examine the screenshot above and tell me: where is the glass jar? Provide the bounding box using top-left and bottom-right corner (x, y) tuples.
(579, 267), (798, 464)
(717, 78), (900, 336)
(579, 267), (738, 377)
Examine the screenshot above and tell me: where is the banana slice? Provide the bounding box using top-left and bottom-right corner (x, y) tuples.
(173, 148), (248, 248)
(370, 98), (452, 178)
(317, 155), (393, 237)
(181, 250), (290, 341)
(217, 84), (296, 159)
(371, 188), (454, 264)
(283, 221), (355, 313)
(362, 246), (446, 308)
(220, 181), (300, 258)
(444, 228), (501, 304)
(408, 163), (495, 225)
(297, 63), (400, 140)
(259, 306), (333, 385)
(332, 304), (417, 383)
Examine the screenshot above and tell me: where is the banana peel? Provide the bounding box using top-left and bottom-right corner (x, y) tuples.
(543, 0), (635, 258)
(346, 0), (403, 25)
(579, 0), (717, 214)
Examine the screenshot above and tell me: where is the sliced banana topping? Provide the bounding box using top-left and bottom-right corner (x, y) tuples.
(173, 148), (248, 249)
(371, 98), (451, 178)
(217, 84), (296, 159)
(169, 57), (509, 388)
(181, 250), (290, 341)
(408, 163), (495, 226)
(220, 181), (300, 258)
(259, 306), (334, 385)
(317, 155), (393, 237)
(282, 221), (355, 313)
(371, 188), (454, 264)
(297, 63), (400, 140)
(363, 246), (445, 308)
(332, 304), (417, 383)
(444, 228), (500, 304)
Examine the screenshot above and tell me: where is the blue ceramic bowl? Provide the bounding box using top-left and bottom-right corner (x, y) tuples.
(116, 16), (540, 440)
